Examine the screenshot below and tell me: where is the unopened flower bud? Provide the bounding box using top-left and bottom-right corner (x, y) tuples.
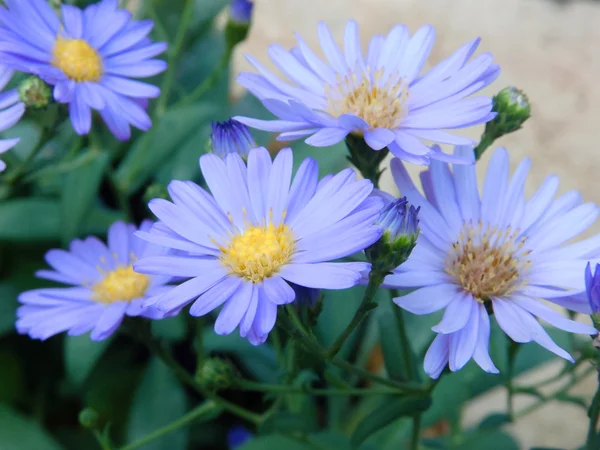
(143, 183), (170, 204)
(490, 87), (531, 135)
(227, 425), (253, 449)
(78, 408), (100, 429)
(196, 358), (236, 392)
(18, 76), (52, 109)
(209, 119), (256, 160)
(586, 262), (600, 330)
(226, 0), (253, 50)
(367, 197), (420, 274)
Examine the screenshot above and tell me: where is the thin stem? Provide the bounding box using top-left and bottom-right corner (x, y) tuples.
(514, 365), (596, 419)
(391, 289), (416, 381)
(326, 272), (383, 359)
(474, 131), (496, 161)
(236, 380), (406, 396)
(120, 400), (220, 450)
(154, 0), (195, 118)
(92, 430), (112, 450)
(586, 372), (600, 450)
(5, 129), (51, 185)
(506, 340), (520, 420)
(410, 414), (422, 450)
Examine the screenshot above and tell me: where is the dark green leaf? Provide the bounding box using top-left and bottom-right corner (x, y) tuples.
(0, 404), (64, 450)
(0, 199), (123, 241)
(2, 120), (42, 160)
(452, 430), (520, 450)
(127, 357), (188, 450)
(64, 335), (112, 387)
(114, 103), (220, 194)
(238, 434), (309, 450)
(555, 392), (588, 409)
(513, 386), (544, 399)
(151, 314), (188, 342)
(350, 396), (432, 447)
(477, 413), (512, 429)
(60, 150), (109, 242)
(0, 283), (19, 337)
(258, 412), (316, 435)
(530, 448), (567, 450)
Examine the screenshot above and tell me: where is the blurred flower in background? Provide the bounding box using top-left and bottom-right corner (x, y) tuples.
(229, 0), (254, 25)
(0, 65), (24, 172)
(235, 21), (499, 165)
(17, 221), (172, 341)
(387, 146), (598, 378)
(135, 147), (382, 345)
(0, 0), (167, 140)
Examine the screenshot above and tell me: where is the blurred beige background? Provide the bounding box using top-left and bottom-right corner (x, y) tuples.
(230, 0), (600, 448)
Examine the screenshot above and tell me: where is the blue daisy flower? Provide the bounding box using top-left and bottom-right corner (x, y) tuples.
(0, 65), (25, 172)
(134, 147), (383, 345)
(386, 146), (598, 378)
(17, 221), (172, 341)
(234, 21), (499, 165)
(211, 118), (256, 159)
(0, 0), (167, 141)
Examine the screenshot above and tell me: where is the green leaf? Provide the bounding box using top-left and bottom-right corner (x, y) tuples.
(114, 103), (220, 194)
(477, 413), (512, 429)
(0, 404), (64, 450)
(452, 430), (520, 450)
(0, 282), (19, 337)
(512, 386), (544, 399)
(239, 434), (309, 450)
(1, 120), (42, 160)
(151, 315), (188, 342)
(203, 330), (279, 383)
(60, 150), (109, 242)
(64, 335), (112, 387)
(258, 412), (316, 435)
(127, 357), (188, 450)
(555, 392), (588, 410)
(350, 396), (432, 447)
(0, 199), (123, 241)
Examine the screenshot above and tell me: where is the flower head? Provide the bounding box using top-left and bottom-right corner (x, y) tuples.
(17, 221), (172, 341)
(586, 262), (600, 316)
(0, 0), (167, 141)
(234, 21), (499, 166)
(210, 119), (256, 159)
(377, 197), (419, 242)
(0, 65), (25, 172)
(229, 0), (253, 25)
(135, 147), (382, 345)
(387, 145), (598, 378)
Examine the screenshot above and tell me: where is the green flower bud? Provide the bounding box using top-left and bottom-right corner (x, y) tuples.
(18, 76), (52, 109)
(490, 87), (531, 135)
(78, 408), (100, 429)
(366, 197), (420, 275)
(196, 358), (237, 392)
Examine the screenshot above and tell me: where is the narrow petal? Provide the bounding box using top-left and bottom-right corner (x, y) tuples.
(279, 262), (369, 290)
(393, 283), (457, 315)
(424, 333), (450, 379)
(262, 275), (296, 305)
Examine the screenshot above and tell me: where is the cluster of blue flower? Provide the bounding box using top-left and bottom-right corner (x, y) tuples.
(10, 0), (600, 383)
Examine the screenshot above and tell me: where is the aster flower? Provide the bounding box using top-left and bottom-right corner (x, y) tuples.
(0, 65), (25, 172)
(586, 262), (600, 316)
(210, 119), (256, 159)
(134, 147), (382, 345)
(234, 21), (499, 165)
(17, 221), (172, 341)
(0, 0), (167, 141)
(386, 146), (598, 378)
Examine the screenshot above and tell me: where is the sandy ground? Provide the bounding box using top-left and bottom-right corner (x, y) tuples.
(230, 0), (600, 447)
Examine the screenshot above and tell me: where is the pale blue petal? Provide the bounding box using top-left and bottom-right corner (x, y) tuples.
(279, 262), (369, 289)
(393, 283), (456, 315)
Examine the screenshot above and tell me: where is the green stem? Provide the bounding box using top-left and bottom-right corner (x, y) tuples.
(237, 380), (406, 396)
(326, 272), (383, 359)
(277, 311), (423, 393)
(92, 430), (112, 450)
(410, 414), (422, 450)
(120, 400), (221, 450)
(5, 129), (52, 185)
(127, 321), (263, 425)
(514, 365), (595, 419)
(391, 289), (417, 381)
(154, 0), (195, 118)
(473, 131), (496, 161)
(506, 340), (520, 420)
(586, 372), (600, 450)
(174, 50), (231, 109)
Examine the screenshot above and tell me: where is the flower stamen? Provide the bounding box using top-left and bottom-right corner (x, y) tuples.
(52, 37), (103, 82)
(92, 266), (150, 304)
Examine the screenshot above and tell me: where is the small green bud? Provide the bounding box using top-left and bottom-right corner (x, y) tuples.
(490, 87), (531, 135)
(225, 1), (253, 51)
(143, 183), (170, 204)
(366, 197), (420, 274)
(18, 76), (52, 109)
(196, 358), (237, 392)
(78, 408), (100, 429)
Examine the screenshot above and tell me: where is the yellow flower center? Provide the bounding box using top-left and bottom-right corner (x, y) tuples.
(219, 222), (295, 283)
(445, 221), (532, 301)
(92, 266), (150, 304)
(52, 37), (103, 82)
(325, 68), (409, 130)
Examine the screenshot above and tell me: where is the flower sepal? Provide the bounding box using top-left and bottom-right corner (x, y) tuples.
(345, 133), (390, 186)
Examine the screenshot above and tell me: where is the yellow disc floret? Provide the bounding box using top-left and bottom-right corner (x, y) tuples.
(92, 266), (150, 304)
(219, 222), (295, 283)
(53, 37), (103, 82)
(325, 68), (409, 130)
